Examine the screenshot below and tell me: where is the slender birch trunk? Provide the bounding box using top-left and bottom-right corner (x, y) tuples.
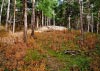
(36, 16), (39, 28)
(80, 1), (83, 36)
(87, 15), (91, 32)
(6, 0), (10, 30)
(0, 0), (4, 25)
(13, 0), (16, 33)
(88, 21), (90, 32)
(91, 13), (94, 33)
(68, 15), (71, 29)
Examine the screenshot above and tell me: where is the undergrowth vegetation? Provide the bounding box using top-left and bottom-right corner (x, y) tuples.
(0, 30), (100, 71)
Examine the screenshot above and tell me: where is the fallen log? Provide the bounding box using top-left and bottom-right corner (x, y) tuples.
(64, 50), (81, 55)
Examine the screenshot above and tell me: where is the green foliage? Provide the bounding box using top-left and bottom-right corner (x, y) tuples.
(37, 0), (57, 17)
(62, 55), (91, 71)
(24, 49), (43, 62)
(55, 1), (79, 26)
(16, 0), (22, 9)
(46, 47), (91, 71)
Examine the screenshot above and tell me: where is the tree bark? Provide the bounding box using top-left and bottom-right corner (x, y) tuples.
(6, 0), (10, 30)
(47, 18), (49, 26)
(80, 1), (83, 37)
(48, 18), (51, 26)
(80, 2), (83, 36)
(79, 1), (84, 47)
(97, 23), (99, 34)
(13, 0), (16, 33)
(53, 17), (56, 26)
(31, 0), (35, 37)
(36, 16), (39, 28)
(23, 0), (27, 42)
(91, 13), (94, 33)
(77, 17), (80, 30)
(41, 11), (44, 26)
(87, 21), (90, 32)
(44, 16), (46, 26)
(97, 12), (100, 34)
(0, 0), (4, 25)
(68, 15), (71, 29)
(87, 15), (91, 32)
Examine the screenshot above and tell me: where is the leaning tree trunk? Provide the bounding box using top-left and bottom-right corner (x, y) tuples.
(0, 0), (5, 25)
(23, 0), (27, 42)
(6, 0), (10, 30)
(13, 0), (16, 33)
(31, 0), (35, 37)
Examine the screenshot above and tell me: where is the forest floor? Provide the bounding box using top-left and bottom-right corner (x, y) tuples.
(0, 26), (100, 71)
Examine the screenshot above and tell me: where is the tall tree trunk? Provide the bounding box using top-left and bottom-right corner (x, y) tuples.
(80, 2), (83, 37)
(68, 15), (71, 29)
(97, 23), (99, 34)
(44, 16), (46, 26)
(31, 0), (35, 37)
(6, 0), (10, 30)
(36, 16), (39, 28)
(91, 13), (94, 33)
(41, 11), (44, 26)
(77, 17), (80, 30)
(80, 1), (83, 37)
(9, 15), (13, 30)
(53, 17), (55, 26)
(79, 1), (84, 47)
(87, 1), (91, 32)
(47, 18), (49, 26)
(23, 0), (27, 42)
(87, 21), (90, 32)
(13, 0), (16, 33)
(48, 18), (51, 26)
(97, 12), (100, 34)
(0, 0), (4, 25)
(87, 14), (91, 32)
